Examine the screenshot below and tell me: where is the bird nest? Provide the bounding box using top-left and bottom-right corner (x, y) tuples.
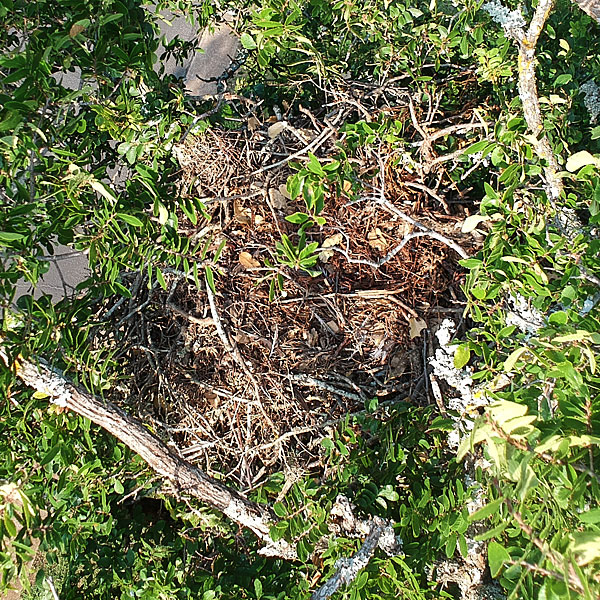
(97, 95), (483, 490)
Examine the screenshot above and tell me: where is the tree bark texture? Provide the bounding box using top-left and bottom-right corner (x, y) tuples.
(518, 0), (563, 201)
(1, 349), (296, 560)
(571, 0), (600, 23)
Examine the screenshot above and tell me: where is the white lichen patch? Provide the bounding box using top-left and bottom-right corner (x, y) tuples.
(505, 293), (544, 335)
(482, 0), (525, 38)
(580, 79), (600, 124)
(430, 319), (473, 406)
(430, 320), (492, 448)
(30, 366), (72, 408)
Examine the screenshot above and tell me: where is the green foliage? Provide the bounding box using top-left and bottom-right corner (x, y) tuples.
(3, 0), (600, 598)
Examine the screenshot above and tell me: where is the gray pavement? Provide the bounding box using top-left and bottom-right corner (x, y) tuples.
(16, 13), (239, 301)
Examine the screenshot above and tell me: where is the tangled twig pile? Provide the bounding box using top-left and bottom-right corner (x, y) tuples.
(94, 80), (483, 490)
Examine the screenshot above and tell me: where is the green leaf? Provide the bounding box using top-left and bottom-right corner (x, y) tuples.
(504, 348), (529, 372)
(273, 502), (287, 517)
(90, 180), (117, 204)
(3, 513), (17, 537)
(254, 579), (263, 599)
(113, 281), (132, 298)
(355, 571), (368, 589)
(487, 541), (510, 577)
(205, 265), (216, 294)
(117, 213), (143, 227)
(296, 538), (309, 562)
(240, 33), (257, 49)
(501, 415), (537, 435)
(113, 480), (124, 494)
(474, 521), (508, 541)
(484, 182), (499, 199)
(469, 497), (503, 522)
(268, 278), (276, 302)
(285, 212), (310, 224)
(571, 532), (600, 566)
(548, 311), (568, 325)
(454, 344), (471, 369)
(306, 153), (325, 176)
(378, 485), (399, 502)
(100, 13), (124, 26)
(213, 239), (227, 262)
(445, 532), (457, 558)
(462, 215), (490, 233)
(515, 463), (539, 501)
(156, 267), (167, 291)
(0, 231), (24, 243)
(40, 444), (62, 466)
(553, 73), (572, 86)
(487, 401), (528, 423)
(554, 330), (593, 343)
(579, 509), (600, 524)
(566, 151), (599, 172)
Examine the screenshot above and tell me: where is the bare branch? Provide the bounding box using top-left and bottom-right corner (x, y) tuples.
(311, 517), (399, 600)
(484, 0), (562, 199)
(0, 346), (296, 560)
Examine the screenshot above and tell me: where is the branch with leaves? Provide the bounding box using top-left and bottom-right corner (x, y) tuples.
(0, 345), (297, 560)
(483, 0), (562, 200)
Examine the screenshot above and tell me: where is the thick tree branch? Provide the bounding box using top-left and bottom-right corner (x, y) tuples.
(570, 0), (600, 23)
(484, 0), (562, 200)
(0, 348), (296, 560)
(518, 0), (562, 200)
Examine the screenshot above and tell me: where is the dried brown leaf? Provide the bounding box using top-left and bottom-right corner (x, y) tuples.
(234, 200), (251, 225)
(239, 251), (260, 270)
(326, 320), (341, 334)
(322, 233), (343, 248)
(368, 228), (387, 251)
(69, 23), (85, 37)
(279, 183), (292, 200)
(268, 187), (287, 210)
(409, 317), (427, 339)
(247, 116), (260, 132)
(268, 121), (287, 139)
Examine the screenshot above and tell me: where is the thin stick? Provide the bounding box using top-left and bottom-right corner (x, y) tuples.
(47, 577), (60, 600)
(375, 194), (469, 259)
(204, 275), (278, 434)
(251, 126), (336, 175)
(404, 181), (450, 213)
(166, 302), (213, 326)
(289, 373), (363, 402)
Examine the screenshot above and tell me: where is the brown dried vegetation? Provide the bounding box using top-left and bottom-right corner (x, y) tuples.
(97, 98), (482, 490)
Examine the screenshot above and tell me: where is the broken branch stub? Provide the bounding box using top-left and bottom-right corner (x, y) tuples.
(570, 0), (600, 23)
(2, 350), (296, 560)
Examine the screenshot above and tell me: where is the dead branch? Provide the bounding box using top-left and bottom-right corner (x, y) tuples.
(485, 0), (562, 200)
(0, 346), (297, 560)
(570, 0), (600, 23)
(311, 516), (399, 600)
(375, 196), (469, 259)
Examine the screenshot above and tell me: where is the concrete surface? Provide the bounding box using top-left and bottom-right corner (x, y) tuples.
(17, 12), (239, 301)
(184, 24), (239, 96)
